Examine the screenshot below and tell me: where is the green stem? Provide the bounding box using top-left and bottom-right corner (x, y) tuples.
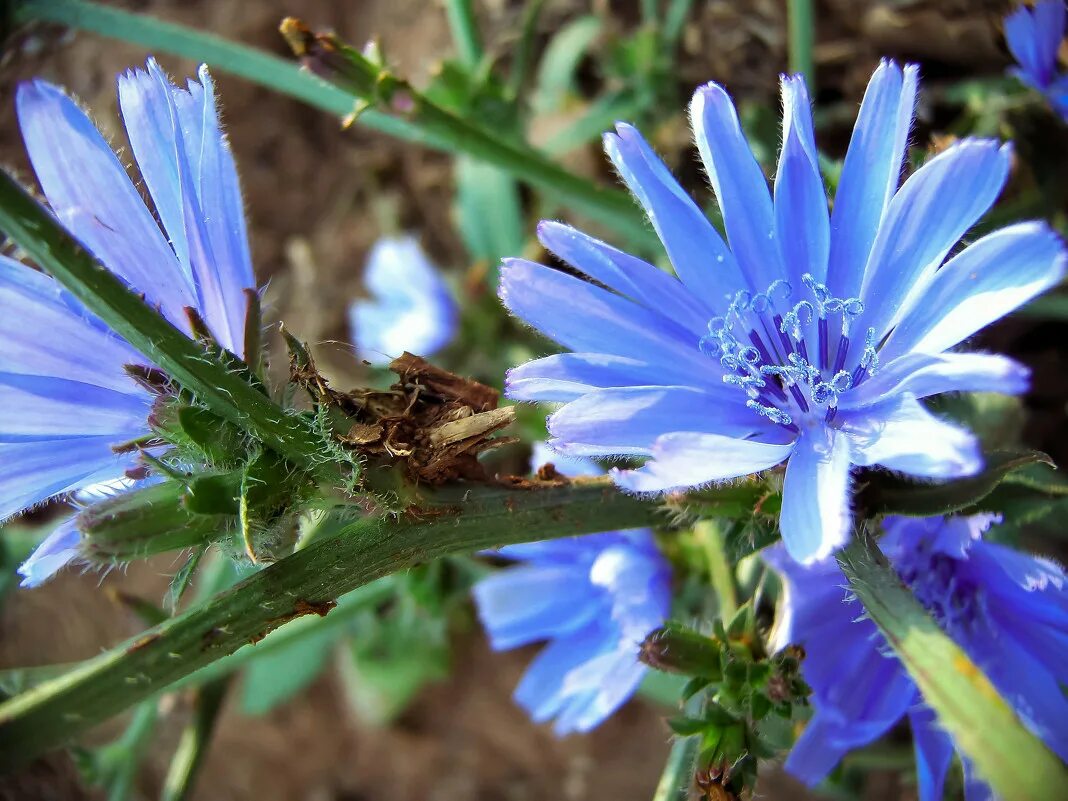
(507, 0), (547, 100)
(0, 480), (661, 769)
(160, 678), (230, 801)
(444, 0), (482, 70)
(695, 520), (737, 619)
(13, 0), (437, 147)
(651, 734), (697, 801)
(837, 532), (1068, 801)
(104, 701), (158, 801)
(0, 171), (333, 478)
(786, 0), (815, 88)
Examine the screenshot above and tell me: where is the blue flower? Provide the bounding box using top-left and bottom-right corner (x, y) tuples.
(4, 58), (257, 585)
(472, 448), (672, 734)
(1005, 1), (1068, 120)
(349, 235), (458, 366)
(763, 515), (1068, 799)
(499, 61), (1066, 564)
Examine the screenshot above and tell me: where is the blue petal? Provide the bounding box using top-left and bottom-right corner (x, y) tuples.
(962, 759), (995, 801)
(857, 139), (1012, 344)
(1005, 1), (1065, 88)
(351, 236), (458, 365)
(0, 372), (150, 438)
(783, 713), (856, 785)
(506, 352), (709, 403)
(499, 259), (709, 372)
(690, 82), (783, 291)
(826, 60), (918, 302)
(552, 648), (647, 734)
(513, 624), (614, 725)
(537, 221), (711, 334)
(602, 124), (744, 310)
(17, 517), (81, 588)
(779, 426), (852, 563)
(881, 221), (1066, 361)
(494, 532), (631, 565)
(839, 352), (1030, 410)
(775, 75), (829, 288)
(908, 707), (954, 801)
(612, 432), (795, 493)
(473, 563), (605, 649)
(547, 386), (759, 458)
(16, 79), (195, 324)
(841, 395), (982, 478)
(0, 256), (144, 392)
(0, 437), (140, 522)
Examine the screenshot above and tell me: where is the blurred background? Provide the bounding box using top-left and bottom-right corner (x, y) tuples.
(1, 1), (1065, 799)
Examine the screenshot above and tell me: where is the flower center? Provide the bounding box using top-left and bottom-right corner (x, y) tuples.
(698, 274), (878, 431)
(896, 550), (989, 636)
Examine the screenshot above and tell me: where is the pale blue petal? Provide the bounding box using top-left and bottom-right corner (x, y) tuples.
(0, 257), (144, 392)
(547, 386), (760, 458)
(494, 533), (629, 564)
(690, 82), (782, 291)
(602, 124), (744, 309)
(506, 352), (710, 403)
(0, 437), (140, 522)
(779, 426), (852, 564)
(612, 432), (795, 493)
(514, 625), (613, 726)
(0, 373), (150, 438)
(351, 236), (458, 365)
(857, 140), (1012, 344)
(16, 79), (194, 323)
(908, 707), (954, 801)
(775, 75), (829, 288)
(473, 563), (604, 649)
(783, 713), (855, 785)
(881, 222), (1066, 361)
(17, 517), (80, 588)
(839, 352), (1030, 410)
(841, 396), (982, 478)
(499, 259), (709, 372)
(826, 61), (917, 301)
(554, 648), (647, 734)
(537, 221), (711, 333)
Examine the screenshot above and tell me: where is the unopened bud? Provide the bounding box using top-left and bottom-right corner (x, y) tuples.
(639, 624), (723, 679)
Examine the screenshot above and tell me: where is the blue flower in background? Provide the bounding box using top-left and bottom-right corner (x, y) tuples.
(1006, 1), (1068, 120)
(763, 515), (1068, 800)
(472, 446), (672, 734)
(5, 58), (257, 585)
(349, 235), (458, 366)
(500, 61), (1066, 564)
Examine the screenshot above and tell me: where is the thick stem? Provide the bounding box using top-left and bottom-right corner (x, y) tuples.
(837, 532), (1068, 801)
(0, 480), (661, 769)
(0, 171), (333, 478)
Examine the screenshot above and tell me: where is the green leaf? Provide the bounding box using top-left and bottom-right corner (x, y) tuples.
(838, 532), (1068, 800)
(857, 450), (1055, 518)
(239, 628), (336, 716)
(165, 547), (206, 615)
(532, 15), (602, 113)
(455, 156), (525, 270)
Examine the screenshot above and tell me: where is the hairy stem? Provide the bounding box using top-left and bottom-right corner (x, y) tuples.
(0, 480), (662, 769)
(838, 532), (1068, 801)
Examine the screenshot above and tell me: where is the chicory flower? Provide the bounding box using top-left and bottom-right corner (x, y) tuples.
(349, 235), (458, 366)
(472, 445), (672, 734)
(764, 515), (1068, 799)
(500, 61), (1066, 563)
(1005, 0), (1068, 120)
(5, 58), (257, 585)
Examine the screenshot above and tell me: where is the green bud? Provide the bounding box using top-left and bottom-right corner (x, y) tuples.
(78, 479), (234, 563)
(639, 624), (723, 679)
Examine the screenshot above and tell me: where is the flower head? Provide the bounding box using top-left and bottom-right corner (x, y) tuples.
(472, 448), (671, 734)
(1005, 1), (1068, 119)
(500, 61), (1066, 564)
(349, 235), (458, 366)
(763, 515), (1068, 799)
(5, 58), (256, 585)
